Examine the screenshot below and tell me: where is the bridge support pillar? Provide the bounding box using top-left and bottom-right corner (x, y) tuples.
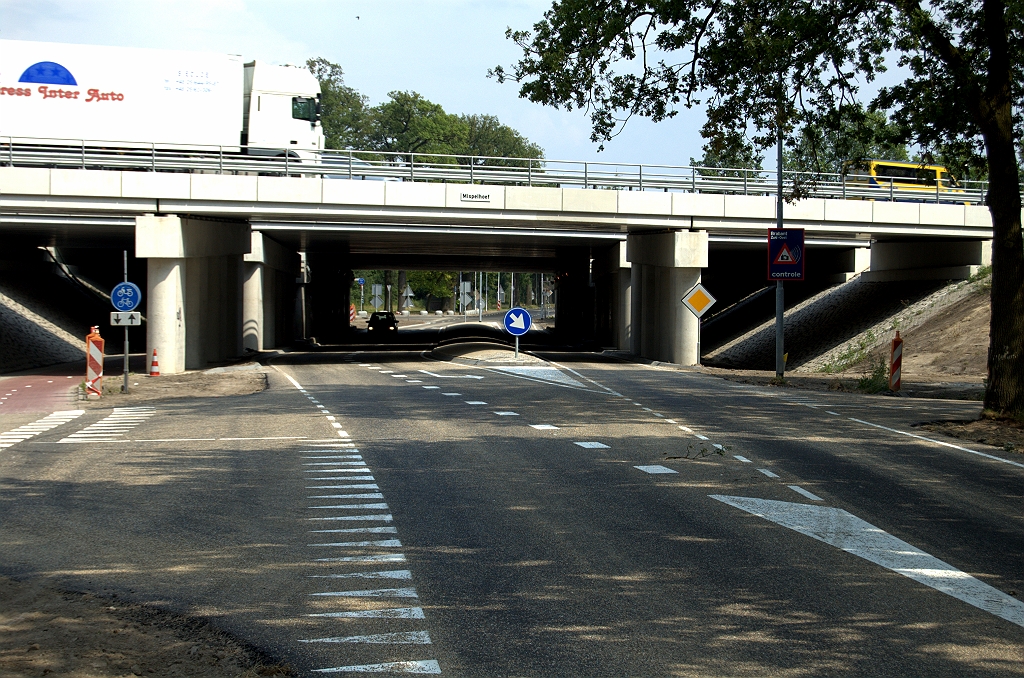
(627, 231), (708, 365)
(136, 215), (250, 374)
(244, 233), (299, 351)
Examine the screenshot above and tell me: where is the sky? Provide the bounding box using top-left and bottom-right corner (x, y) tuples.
(0, 0), (711, 167)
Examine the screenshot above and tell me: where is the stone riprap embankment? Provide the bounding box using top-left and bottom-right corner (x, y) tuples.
(704, 276), (953, 371)
(0, 271), (91, 373)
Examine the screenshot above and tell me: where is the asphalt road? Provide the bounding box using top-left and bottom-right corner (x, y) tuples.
(1, 349), (1022, 676)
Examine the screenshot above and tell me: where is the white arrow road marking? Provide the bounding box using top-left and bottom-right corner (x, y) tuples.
(301, 631), (431, 644)
(310, 587), (418, 598)
(710, 495), (1024, 628)
(313, 659), (441, 674)
(310, 607), (423, 619)
(308, 571), (412, 580)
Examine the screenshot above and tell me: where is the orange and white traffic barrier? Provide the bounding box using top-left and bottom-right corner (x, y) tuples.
(889, 331), (903, 391)
(149, 348), (160, 377)
(85, 326), (104, 397)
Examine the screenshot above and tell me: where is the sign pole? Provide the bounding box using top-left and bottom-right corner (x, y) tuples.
(515, 336), (519, 361)
(775, 127), (785, 379)
(123, 250), (129, 394)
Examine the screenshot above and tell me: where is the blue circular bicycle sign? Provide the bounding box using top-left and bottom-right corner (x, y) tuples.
(111, 282), (142, 312)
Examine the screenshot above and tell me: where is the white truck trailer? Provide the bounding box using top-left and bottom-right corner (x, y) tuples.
(0, 39), (323, 157)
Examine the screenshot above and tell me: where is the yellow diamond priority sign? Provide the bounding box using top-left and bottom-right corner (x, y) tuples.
(682, 283), (716, 318)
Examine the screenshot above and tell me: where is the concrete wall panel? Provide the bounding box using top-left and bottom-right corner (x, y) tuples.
(0, 167), (50, 194)
(191, 174), (257, 201)
(51, 169), (121, 197)
(627, 230), (709, 268)
(505, 186), (562, 211)
(445, 184), (505, 209)
(136, 215), (251, 259)
(920, 203), (966, 226)
(673, 192), (724, 217)
(965, 205), (993, 227)
(562, 187), (617, 213)
(257, 176), (322, 203)
(824, 199), (872, 223)
(122, 172), (190, 199)
(873, 201), (920, 224)
(617, 190), (671, 215)
(724, 195), (775, 219)
(246, 232), (298, 273)
(322, 179), (385, 205)
(784, 198), (825, 221)
(386, 181), (445, 207)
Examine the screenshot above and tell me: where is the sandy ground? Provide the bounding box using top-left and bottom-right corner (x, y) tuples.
(0, 576), (292, 677)
(2, 365), (286, 678)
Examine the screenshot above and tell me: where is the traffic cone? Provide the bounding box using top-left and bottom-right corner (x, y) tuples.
(149, 348), (160, 377)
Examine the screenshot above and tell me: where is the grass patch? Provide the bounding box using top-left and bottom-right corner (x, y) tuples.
(820, 330), (877, 373)
(857, 355), (890, 393)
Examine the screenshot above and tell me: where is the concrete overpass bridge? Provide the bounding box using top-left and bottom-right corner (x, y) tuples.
(0, 142), (999, 373)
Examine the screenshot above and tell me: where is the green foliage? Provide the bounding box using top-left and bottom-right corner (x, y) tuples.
(786, 107), (908, 176)
(306, 58), (373, 150)
(820, 330), (877, 374)
(307, 59), (543, 164)
(407, 270), (458, 301)
(690, 130), (763, 177)
(857, 356), (890, 394)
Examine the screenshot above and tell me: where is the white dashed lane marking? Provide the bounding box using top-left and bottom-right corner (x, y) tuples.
(574, 442), (609, 449)
(758, 469), (780, 478)
(635, 465), (679, 474)
(530, 424), (559, 430)
(788, 485), (824, 501)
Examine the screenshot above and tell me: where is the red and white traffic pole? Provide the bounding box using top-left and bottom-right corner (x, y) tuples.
(889, 331), (903, 392)
(85, 326), (104, 398)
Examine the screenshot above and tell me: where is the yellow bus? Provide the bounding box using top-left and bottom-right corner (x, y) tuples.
(844, 159), (965, 198)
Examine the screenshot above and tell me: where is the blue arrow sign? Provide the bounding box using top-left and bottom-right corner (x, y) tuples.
(503, 307), (532, 336)
(356, 277), (365, 286)
(111, 282), (142, 312)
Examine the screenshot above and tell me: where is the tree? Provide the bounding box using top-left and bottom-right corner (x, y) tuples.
(786, 108), (908, 176)
(306, 58), (373, 149)
(459, 114), (544, 166)
(690, 130), (764, 178)
(494, 0), (1024, 421)
(369, 91), (468, 161)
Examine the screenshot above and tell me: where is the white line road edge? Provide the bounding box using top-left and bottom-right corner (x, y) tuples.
(848, 418), (1024, 470)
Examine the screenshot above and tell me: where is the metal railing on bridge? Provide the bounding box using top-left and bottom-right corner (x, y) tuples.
(1, 135), (1000, 206)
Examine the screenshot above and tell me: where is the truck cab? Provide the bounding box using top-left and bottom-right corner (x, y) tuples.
(242, 61), (324, 159)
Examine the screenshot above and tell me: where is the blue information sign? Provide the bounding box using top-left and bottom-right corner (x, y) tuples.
(503, 307), (532, 336)
(111, 282), (142, 311)
(768, 228), (805, 281)
(356, 277), (365, 285)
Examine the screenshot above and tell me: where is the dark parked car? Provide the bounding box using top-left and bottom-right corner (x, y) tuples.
(367, 311), (399, 336)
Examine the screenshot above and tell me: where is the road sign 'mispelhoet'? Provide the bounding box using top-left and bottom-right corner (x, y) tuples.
(768, 228), (805, 281)
(504, 307), (532, 336)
